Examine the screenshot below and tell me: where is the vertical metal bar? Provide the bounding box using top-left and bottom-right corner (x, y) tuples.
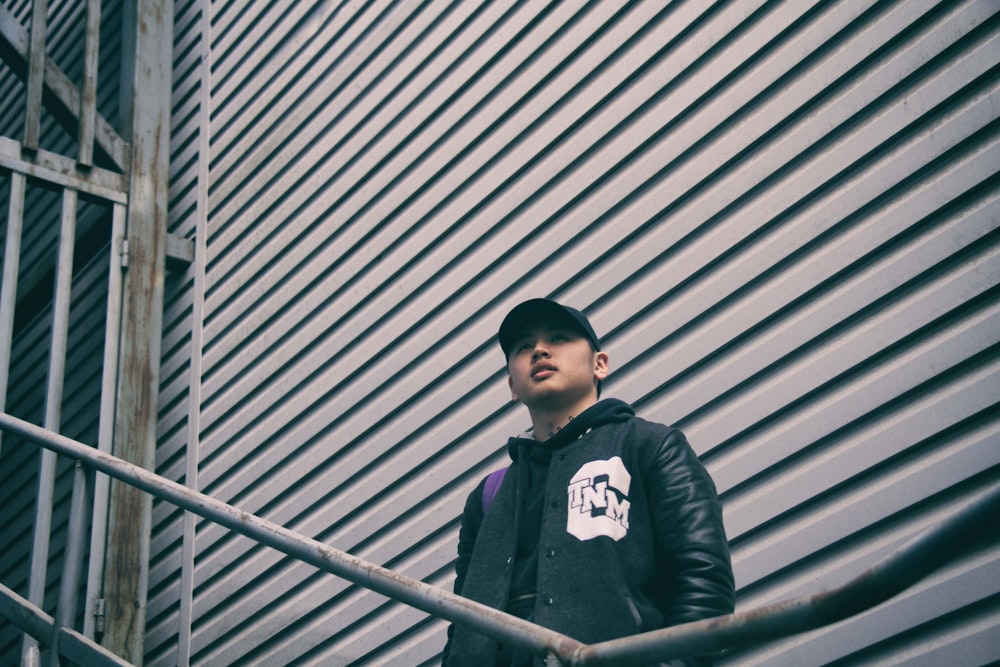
(79, 0), (102, 167)
(21, 187), (78, 667)
(83, 202), (126, 641)
(48, 461), (91, 667)
(102, 0), (173, 660)
(24, 0), (49, 151)
(177, 2), (212, 661)
(0, 173), (26, 459)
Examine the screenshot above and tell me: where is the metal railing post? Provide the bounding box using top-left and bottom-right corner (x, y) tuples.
(48, 461), (91, 667)
(21, 188), (77, 667)
(83, 202), (127, 641)
(22, 0), (48, 152)
(0, 172), (26, 459)
(101, 0), (172, 660)
(78, 0), (102, 168)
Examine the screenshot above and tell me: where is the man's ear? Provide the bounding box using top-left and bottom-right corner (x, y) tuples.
(508, 375), (518, 402)
(594, 351), (610, 381)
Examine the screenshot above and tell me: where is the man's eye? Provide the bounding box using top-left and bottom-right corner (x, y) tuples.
(517, 342), (533, 352)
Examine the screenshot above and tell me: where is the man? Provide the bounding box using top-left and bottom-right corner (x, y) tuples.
(444, 298), (735, 666)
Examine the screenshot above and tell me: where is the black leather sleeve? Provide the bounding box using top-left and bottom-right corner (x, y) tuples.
(648, 428), (735, 628)
(441, 478), (486, 665)
(453, 479), (486, 597)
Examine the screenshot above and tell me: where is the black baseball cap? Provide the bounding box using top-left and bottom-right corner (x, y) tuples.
(498, 298), (600, 359)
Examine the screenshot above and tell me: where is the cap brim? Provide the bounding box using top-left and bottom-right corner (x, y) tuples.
(498, 298), (598, 358)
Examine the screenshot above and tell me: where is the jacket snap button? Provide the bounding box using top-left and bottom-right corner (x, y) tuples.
(545, 549), (555, 558)
(543, 596), (554, 606)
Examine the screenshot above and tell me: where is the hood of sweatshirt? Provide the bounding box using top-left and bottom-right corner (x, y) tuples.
(506, 397), (635, 461)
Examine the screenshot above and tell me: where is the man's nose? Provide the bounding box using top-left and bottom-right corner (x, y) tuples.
(531, 343), (550, 360)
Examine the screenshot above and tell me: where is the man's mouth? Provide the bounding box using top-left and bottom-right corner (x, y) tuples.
(531, 362), (556, 379)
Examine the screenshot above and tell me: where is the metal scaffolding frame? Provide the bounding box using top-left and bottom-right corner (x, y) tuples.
(0, 1), (185, 664)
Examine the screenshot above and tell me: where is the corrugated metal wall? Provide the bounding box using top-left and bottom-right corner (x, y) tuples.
(7, 0), (994, 664)
(2, 0), (996, 665)
(145, 0), (208, 664)
(156, 0), (1000, 665)
(160, 1), (998, 665)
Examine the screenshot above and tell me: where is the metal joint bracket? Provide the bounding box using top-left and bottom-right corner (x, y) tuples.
(93, 598), (105, 633)
(166, 233), (195, 271)
(119, 235), (193, 271)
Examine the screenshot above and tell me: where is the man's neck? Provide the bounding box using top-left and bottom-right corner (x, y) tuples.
(528, 397), (598, 441)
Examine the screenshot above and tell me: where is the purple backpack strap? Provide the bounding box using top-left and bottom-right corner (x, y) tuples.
(481, 466), (509, 514)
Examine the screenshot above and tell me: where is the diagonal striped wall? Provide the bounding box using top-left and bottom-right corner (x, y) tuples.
(144, 2), (1000, 664)
(6, 1), (995, 665)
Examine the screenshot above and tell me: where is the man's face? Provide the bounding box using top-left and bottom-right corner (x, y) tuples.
(506, 320), (608, 410)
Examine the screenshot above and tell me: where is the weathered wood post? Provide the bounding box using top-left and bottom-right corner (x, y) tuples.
(101, 0), (173, 663)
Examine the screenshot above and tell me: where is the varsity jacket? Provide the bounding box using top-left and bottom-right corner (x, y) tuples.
(444, 399), (734, 666)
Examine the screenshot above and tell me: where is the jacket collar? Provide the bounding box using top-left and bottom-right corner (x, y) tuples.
(507, 398), (634, 461)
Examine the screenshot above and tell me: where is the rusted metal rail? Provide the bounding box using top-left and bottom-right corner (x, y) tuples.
(0, 581), (130, 667)
(0, 412), (585, 665)
(572, 479), (1000, 665)
(1, 410), (997, 666)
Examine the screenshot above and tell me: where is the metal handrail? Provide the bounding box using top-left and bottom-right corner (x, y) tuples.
(0, 412), (584, 665)
(574, 477), (1000, 665)
(0, 581), (130, 667)
(1, 410), (998, 666)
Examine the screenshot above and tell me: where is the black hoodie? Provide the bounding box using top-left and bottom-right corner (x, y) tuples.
(504, 399), (635, 621)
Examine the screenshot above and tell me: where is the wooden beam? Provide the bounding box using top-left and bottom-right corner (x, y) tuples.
(23, 0), (47, 150)
(0, 6), (129, 170)
(0, 136), (128, 202)
(79, 0), (103, 167)
(101, 0), (173, 662)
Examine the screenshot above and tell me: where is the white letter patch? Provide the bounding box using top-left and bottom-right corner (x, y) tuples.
(566, 457), (631, 541)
